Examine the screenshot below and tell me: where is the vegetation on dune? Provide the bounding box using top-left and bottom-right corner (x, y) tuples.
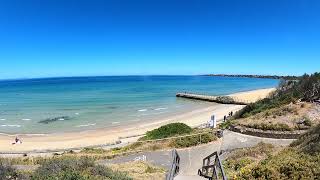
(290, 124), (320, 155)
(234, 72), (320, 119)
(170, 132), (216, 148)
(223, 142), (277, 179)
(243, 123), (292, 131)
(0, 157), (132, 180)
(233, 102), (319, 131)
(109, 162), (166, 180)
(237, 149), (320, 180)
(0, 160), (27, 180)
(32, 157), (131, 180)
(224, 125), (320, 179)
(144, 123), (193, 140)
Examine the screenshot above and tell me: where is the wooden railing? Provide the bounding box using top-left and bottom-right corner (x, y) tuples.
(166, 149), (180, 180)
(198, 151), (227, 180)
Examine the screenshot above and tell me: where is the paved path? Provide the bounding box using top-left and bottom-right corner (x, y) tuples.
(97, 150), (173, 169)
(99, 130), (295, 177)
(15, 130), (295, 179)
(221, 130), (294, 151)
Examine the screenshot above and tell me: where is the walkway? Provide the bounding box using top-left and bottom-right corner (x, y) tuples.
(99, 130), (295, 178)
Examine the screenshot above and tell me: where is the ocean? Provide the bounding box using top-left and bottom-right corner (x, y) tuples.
(0, 76), (279, 134)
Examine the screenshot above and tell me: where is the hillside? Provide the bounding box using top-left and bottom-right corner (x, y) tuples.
(223, 72), (320, 179)
(224, 124), (320, 179)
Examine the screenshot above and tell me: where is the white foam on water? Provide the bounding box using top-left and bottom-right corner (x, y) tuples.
(1, 124), (21, 128)
(112, 122), (120, 124)
(24, 133), (47, 136)
(154, 107), (168, 111)
(130, 119), (141, 122)
(75, 113), (79, 115)
(140, 111), (167, 116)
(0, 119), (6, 121)
(21, 118), (31, 121)
(58, 118), (65, 121)
(138, 109), (148, 112)
(76, 123), (96, 127)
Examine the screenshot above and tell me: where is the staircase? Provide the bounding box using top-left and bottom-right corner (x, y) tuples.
(166, 148), (227, 180)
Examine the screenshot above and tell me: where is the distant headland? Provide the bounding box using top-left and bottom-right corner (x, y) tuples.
(204, 74), (299, 80)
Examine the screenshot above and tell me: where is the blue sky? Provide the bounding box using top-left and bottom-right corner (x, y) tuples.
(0, 0), (319, 79)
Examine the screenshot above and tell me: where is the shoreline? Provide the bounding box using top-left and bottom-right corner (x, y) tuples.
(0, 88), (275, 153)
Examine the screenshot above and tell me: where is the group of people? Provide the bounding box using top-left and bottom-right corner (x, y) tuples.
(223, 111), (234, 122)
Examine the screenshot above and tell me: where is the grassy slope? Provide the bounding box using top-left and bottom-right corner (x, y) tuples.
(224, 124), (320, 179)
(234, 103), (319, 131)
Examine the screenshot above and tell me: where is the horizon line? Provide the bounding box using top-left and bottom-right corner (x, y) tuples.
(0, 73), (303, 82)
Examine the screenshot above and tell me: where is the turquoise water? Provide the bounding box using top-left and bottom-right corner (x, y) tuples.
(0, 76), (279, 134)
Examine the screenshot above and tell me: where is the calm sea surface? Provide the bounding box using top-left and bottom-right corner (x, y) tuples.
(0, 76), (279, 134)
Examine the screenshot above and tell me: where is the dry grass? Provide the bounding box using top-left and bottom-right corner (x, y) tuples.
(236, 102), (320, 131)
(109, 161), (166, 180)
(223, 142), (283, 179)
(225, 125), (320, 179)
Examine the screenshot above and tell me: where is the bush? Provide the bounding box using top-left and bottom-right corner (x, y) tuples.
(245, 123), (292, 131)
(227, 126), (320, 179)
(219, 120), (234, 129)
(170, 133), (216, 148)
(234, 72), (320, 119)
(291, 124), (320, 155)
(145, 123), (192, 140)
(80, 147), (106, 154)
(224, 158), (253, 172)
(303, 117), (312, 127)
(238, 149), (320, 179)
(32, 157), (132, 180)
(223, 143), (275, 179)
(0, 161), (24, 180)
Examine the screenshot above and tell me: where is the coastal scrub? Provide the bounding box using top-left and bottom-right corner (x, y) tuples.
(144, 123), (192, 140)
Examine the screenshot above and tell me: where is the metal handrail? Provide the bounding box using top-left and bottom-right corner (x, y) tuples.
(166, 149), (180, 180)
(198, 151), (227, 180)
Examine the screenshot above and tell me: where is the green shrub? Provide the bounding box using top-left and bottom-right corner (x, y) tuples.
(32, 156), (132, 180)
(228, 126), (320, 179)
(219, 120), (234, 129)
(80, 147), (106, 154)
(0, 161), (25, 180)
(170, 133), (216, 148)
(145, 123), (192, 140)
(234, 72), (320, 119)
(303, 117), (312, 127)
(291, 124), (320, 155)
(238, 149), (320, 179)
(145, 166), (158, 173)
(224, 158), (254, 172)
(245, 123), (292, 131)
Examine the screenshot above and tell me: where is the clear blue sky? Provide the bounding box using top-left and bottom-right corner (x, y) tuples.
(0, 0), (319, 79)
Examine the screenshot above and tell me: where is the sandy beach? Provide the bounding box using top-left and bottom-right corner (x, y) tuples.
(0, 88), (275, 153)
(229, 88), (276, 103)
